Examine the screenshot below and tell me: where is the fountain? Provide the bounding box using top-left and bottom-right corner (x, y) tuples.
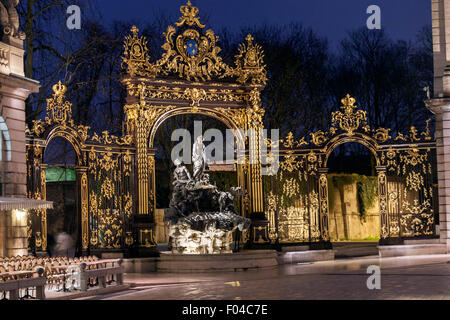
(164, 136), (251, 254)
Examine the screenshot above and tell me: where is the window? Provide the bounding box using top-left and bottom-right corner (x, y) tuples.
(0, 116), (11, 162)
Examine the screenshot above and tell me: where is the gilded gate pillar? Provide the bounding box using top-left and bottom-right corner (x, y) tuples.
(318, 168), (330, 243)
(124, 90), (158, 255)
(38, 164), (47, 252)
(147, 149), (156, 216)
(76, 167), (89, 253)
(376, 166), (390, 242)
(246, 89), (270, 246)
(26, 144), (46, 253)
(246, 88), (265, 214)
(137, 113), (150, 215)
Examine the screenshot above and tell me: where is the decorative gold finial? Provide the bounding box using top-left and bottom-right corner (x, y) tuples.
(341, 94), (357, 114)
(122, 24), (160, 77)
(130, 25), (139, 37)
(225, 33), (267, 84)
(176, 1), (205, 28)
(47, 81), (72, 125)
(52, 81), (67, 98)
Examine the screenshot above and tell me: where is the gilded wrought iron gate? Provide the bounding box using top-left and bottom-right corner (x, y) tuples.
(26, 82), (138, 255)
(263, 149), (327, 245)
(264, 94), (437, 246)
(380, 146), (437, 240)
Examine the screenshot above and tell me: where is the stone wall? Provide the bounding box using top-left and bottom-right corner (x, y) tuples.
(154, 209), (169, 243)
(0, 0), (40, 257)
(328, 180), (380, 241)
(432, 0), (450, 97)
(0, 88), (28, 197)
(0, 76), (39, 257)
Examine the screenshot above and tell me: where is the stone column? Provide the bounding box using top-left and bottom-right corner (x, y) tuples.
(427, 99), (450, 251)
(5, 209), (28, 256)
(426, 0), (450, 252)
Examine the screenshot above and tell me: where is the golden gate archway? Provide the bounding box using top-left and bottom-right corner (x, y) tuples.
(264, 94), (437, 247)
(26, 1), (272, 257)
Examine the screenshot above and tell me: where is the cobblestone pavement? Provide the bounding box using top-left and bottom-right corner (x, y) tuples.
(80, 255), (450, 300)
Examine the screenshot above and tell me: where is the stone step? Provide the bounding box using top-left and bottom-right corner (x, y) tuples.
(378, 244), (448, 258)
(277, 250), (335, 264)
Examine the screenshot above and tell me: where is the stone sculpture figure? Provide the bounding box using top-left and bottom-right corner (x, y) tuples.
(173, 158), (191, 186)
(0, 0), (24, 40)
(217, 186), (244, 213)
(192, 135), (206, 182)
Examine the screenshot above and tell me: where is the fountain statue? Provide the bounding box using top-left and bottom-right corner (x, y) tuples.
(164, 136), (251, 254)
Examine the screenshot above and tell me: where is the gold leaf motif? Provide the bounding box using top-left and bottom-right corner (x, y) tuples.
(310, 131), (328, 146)
(373, 128), (391, 143)
(280, 154), (300, 172)
(223, 34), (267, 84)
(101, 176), (114, 200)
(122, 26), (160, 77)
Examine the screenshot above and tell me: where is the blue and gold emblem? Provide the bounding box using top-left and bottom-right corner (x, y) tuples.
(186, 39), (198, 56)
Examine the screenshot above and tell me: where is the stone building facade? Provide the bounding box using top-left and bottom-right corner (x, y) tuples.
(426, 0), (450, 252)
(0, 0), (46, 257)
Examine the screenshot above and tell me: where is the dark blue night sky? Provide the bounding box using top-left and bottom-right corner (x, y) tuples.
(100, 0), (431, 49)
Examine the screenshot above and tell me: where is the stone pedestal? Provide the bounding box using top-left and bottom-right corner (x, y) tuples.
(157, 250), (278, 273)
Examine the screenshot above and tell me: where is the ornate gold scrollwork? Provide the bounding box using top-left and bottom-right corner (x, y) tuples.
(318, 173), (330, 241)
(81, 172), (89, 250)
(378, 170), (389, 239)
(373, 128), (391, 143)
(310, 131), (328, 146)
(184, 87), (207, 109)
(246, 89), (265, 129)
(122, 26), (160, 77)
(125, 232), (134, 246)
(122, 2), (267, 84)
(223, 34), (267, 84)
(280, 154), (300, 172)
(332, 94), (367, 135)
(46, 81), (72, 126)
(176, 1), (205, 28)
(281, 132), (308, 148)
(98, 209), (123, 249)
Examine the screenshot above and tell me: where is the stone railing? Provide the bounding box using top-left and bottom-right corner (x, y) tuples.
(1, 256), (125, 298)
(0, 267), (46, 300)
(79, 259), (124, 291)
